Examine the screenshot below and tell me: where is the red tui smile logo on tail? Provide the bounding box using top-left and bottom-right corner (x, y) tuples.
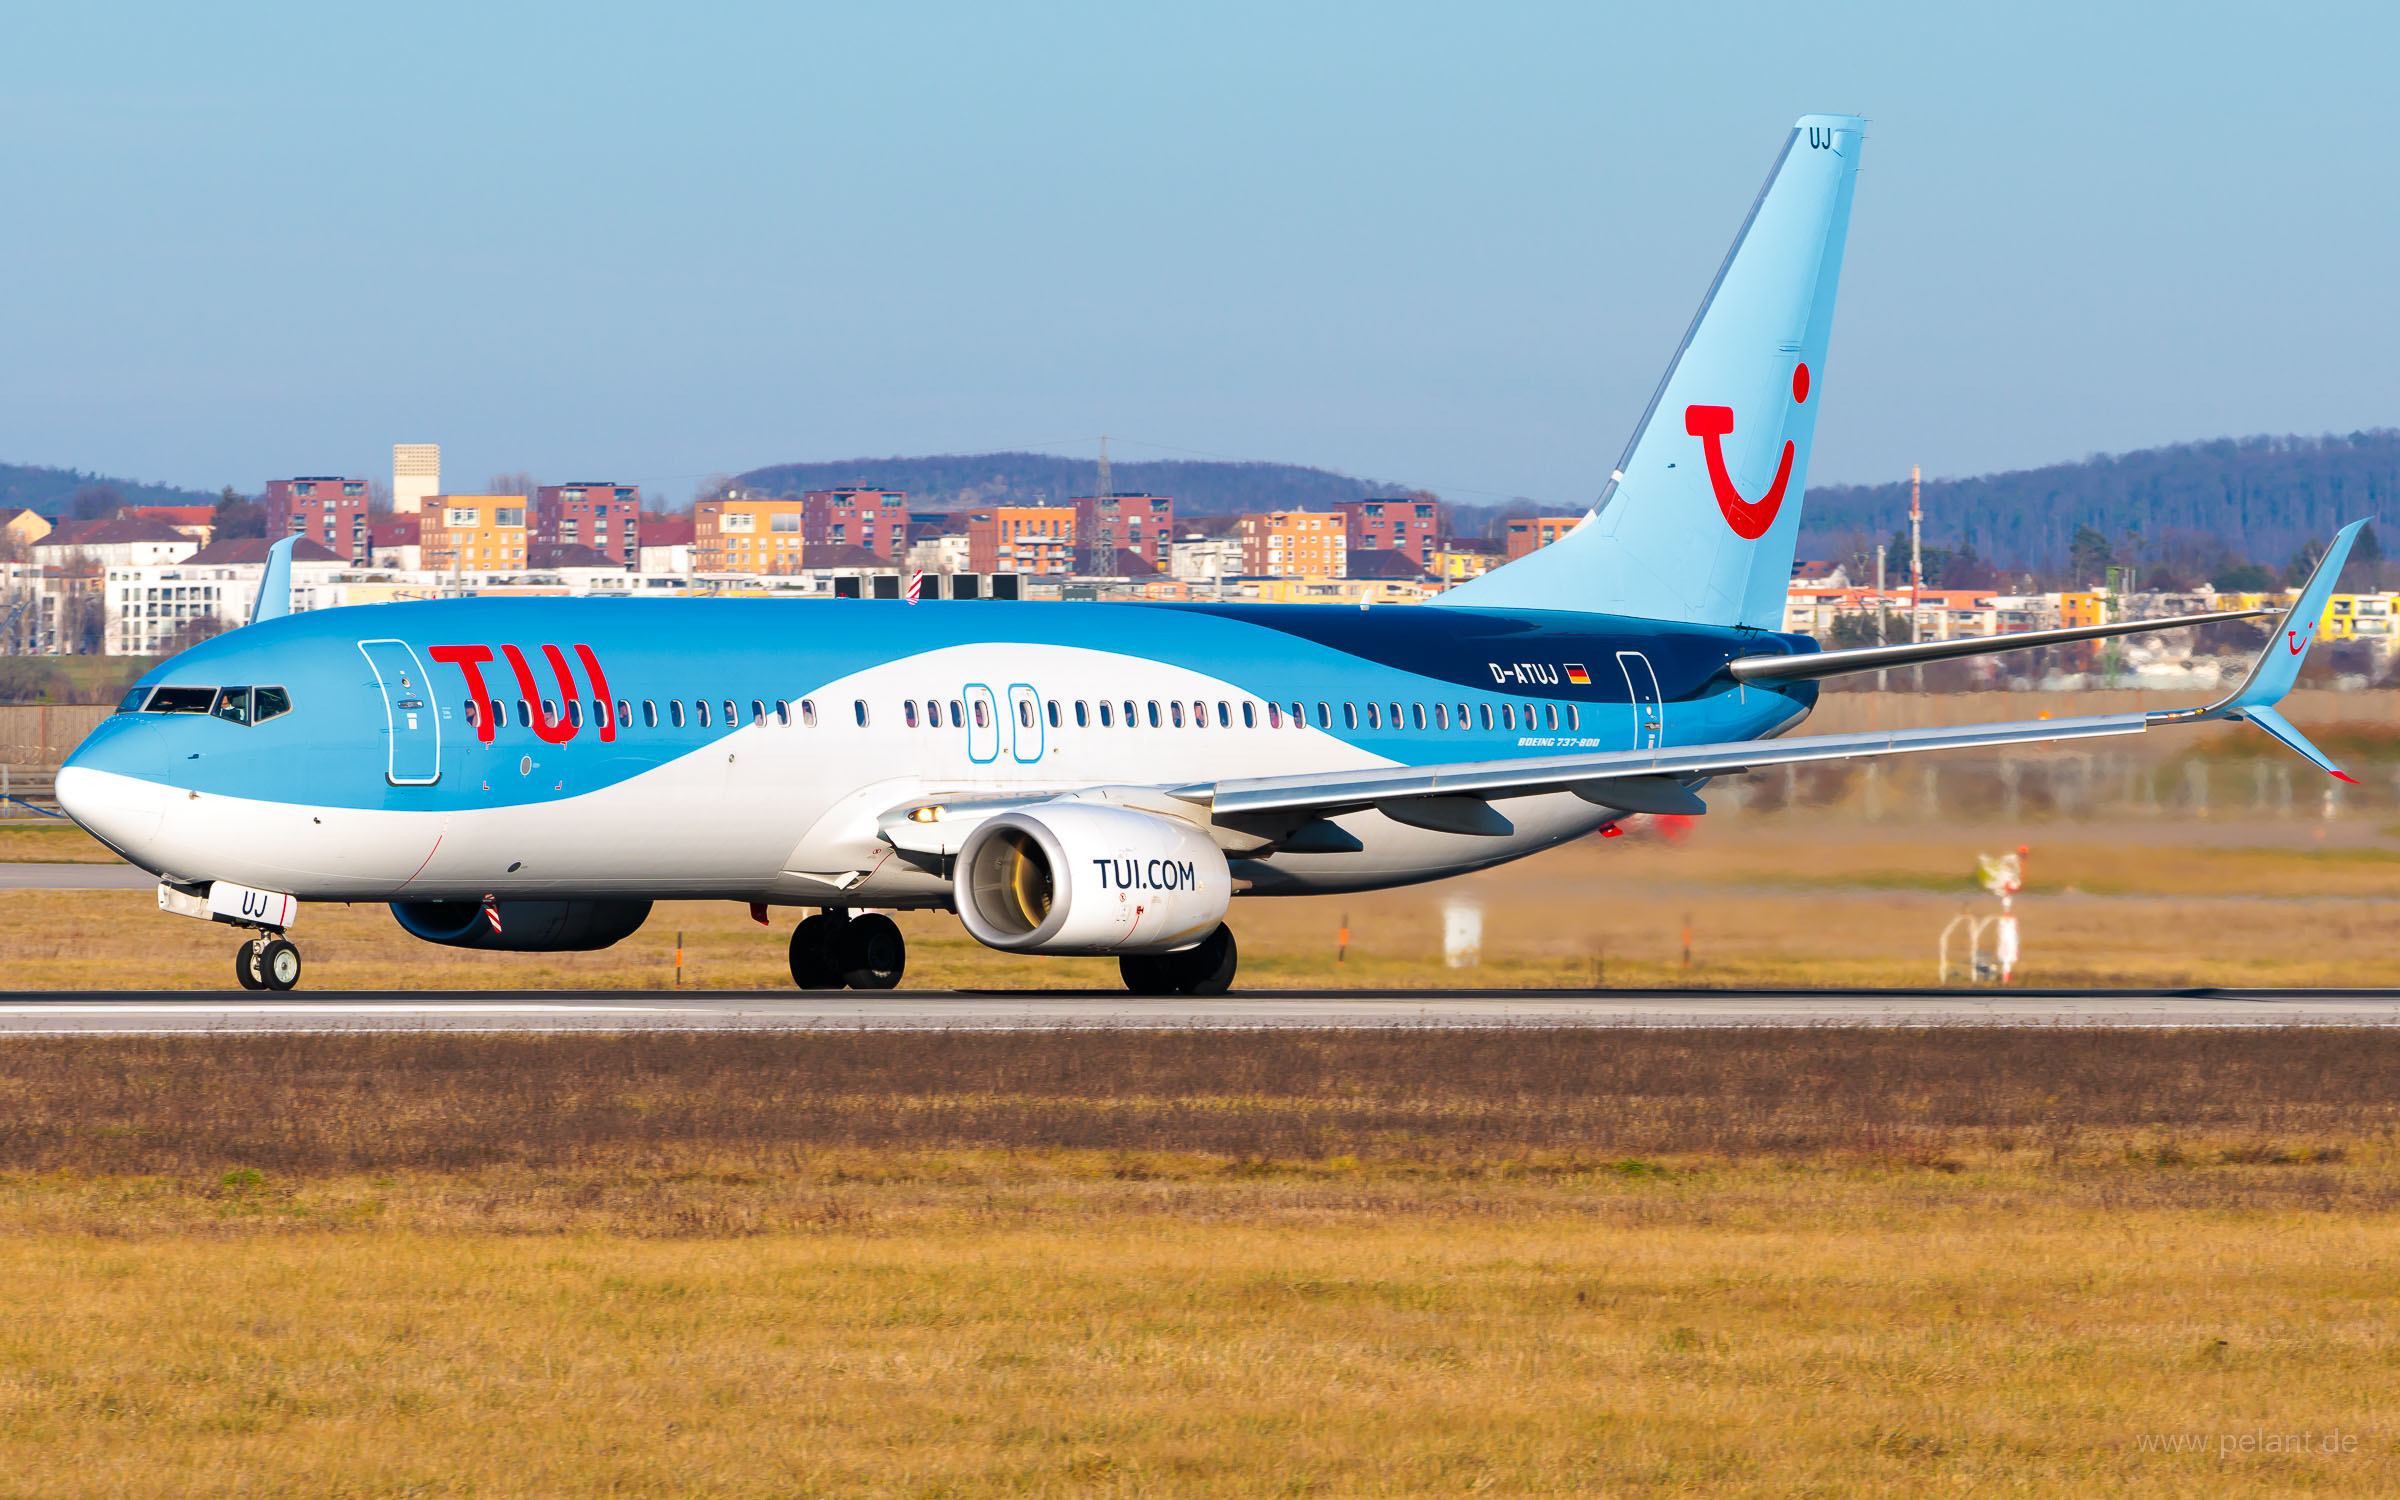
(1685, 362), (1810, 540)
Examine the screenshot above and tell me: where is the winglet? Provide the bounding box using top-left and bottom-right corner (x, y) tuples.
(2150, 517), (2369, 779)
(248, 534), (299, 625)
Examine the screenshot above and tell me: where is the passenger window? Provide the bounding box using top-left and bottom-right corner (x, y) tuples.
(517, 700), (531, 728)
(946, 699), (961, 727)
(1522, 702), (1536, 727)
(775, 700), (790, 726)
(1217, 701), (1230, 727)
(696, 700), (711, 728)
(252, 686), (292, 724)
(1343, 703), (1358, 730)
(1124, 700), (1137, 726)
(670, 700), (686, 728)
(1170, 701), (1185, 728)
(751, 699), (766, 725)
(1566, 705), (1579, 731)
(212, 687), (252, 725)
(1289, 702), (1304, 728)
(644, 700), (659, 728)
(724, 700), (737, 727)
(1098, 701), (1113, 727)
(1411, 704), (1426, 730)
(1457, 703), (1471, 729)
(465, 699), (480, 726)
(1478, 704), (1493, 730)
(1434, 704), (1447, 729)
(1191, 700), (1206, 727)
(1363, 703), (1378, 729)
(1543, 704), (1557, 730)
(1242, 702), (1256, 728)
(1266, 702), (1281, 729)
(1503, 705), (1517, 729)
(1147, 701), (1161, 728)
(904, 701), (919, 728)
(853, 699), (869, 727)
(1075, 701), (1089, 728)
(615, 700), (629, 728)
(144, 686), (215, 714)
(973, 700), (989, 728)
(1047, 700), (1061, 729)
(803, 699), (819, 727)
(1018, 699), (1034, 728)
(1315, 702), (1331, 729)
(566, 700), (581, 728)
(1389, 702), (1402, 727)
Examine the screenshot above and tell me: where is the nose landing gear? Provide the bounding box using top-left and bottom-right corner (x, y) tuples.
(234, 935), (303, 992)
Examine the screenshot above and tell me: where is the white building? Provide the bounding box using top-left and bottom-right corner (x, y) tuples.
(907, 533), (971, 574)
(1169, 535), (1244, 585)
(35, 516), (199, 571)
(103, 538), (347, 656)
(393, 444), (440, 516)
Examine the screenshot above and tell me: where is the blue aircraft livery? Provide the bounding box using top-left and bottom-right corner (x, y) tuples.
(57, 115), (2363, 994)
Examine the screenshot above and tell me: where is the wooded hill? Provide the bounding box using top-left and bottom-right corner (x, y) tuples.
(0, 463), (216, 519)
(735, 453), (1422, 516)
(1801, 430), (2400, 574)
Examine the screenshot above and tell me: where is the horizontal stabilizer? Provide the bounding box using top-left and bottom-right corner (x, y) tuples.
(2237, 705), (2355, 782)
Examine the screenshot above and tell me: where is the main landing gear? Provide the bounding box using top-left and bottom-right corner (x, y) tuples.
(788, 909), (906, 990)
(1119, 923), (1238, 997)
(233, 934), (302, 992)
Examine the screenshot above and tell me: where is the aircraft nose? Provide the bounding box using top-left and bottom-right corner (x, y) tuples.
(57, 723), (171, 862)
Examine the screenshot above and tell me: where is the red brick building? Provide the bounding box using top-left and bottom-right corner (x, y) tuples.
(1070, 494), (1173, 573)
(1336, 497), (1441, 570)
(1503, 516), (1583, 560)
(534, 482), (643, 568)
(266, 477), (370, 563)
(803, 488), (910, 560)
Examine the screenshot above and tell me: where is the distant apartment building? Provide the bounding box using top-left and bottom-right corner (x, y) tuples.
(423, 496), (529, 572)
(1, 509), (51, 551)
(637, 513), (695, 576)
(367, 514), (422, 570)
(802, 489), (909, 560)
(967, 507), (1075, 576)
(126, 506), (215, 545)
(392, 444), (441, 515)
(1238, 511), (1345, 579)
(534, 482), (642, 568)
(268, 476), (372, 563)
(1502, 516), (1583, 560)
(34, 516), (201, 570)
(1336, 497), (1440, 568)
(1169, 534), (1245, 585)
(105, 538), (343, 656)
(695, 495), (809, 574)
(1071, 494), (1174, 573)
(1433, 540), (1500, 583)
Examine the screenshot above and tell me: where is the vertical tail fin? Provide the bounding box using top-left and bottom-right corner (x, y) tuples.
(1436, 114), (1865, 627)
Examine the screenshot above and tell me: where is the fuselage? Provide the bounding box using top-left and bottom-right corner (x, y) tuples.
(58, 597), (1817, 907)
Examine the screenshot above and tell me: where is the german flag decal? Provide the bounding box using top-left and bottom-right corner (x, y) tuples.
(1564, 663), (1591, 686)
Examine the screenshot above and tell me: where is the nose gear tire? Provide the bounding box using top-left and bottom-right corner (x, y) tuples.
(257, 937), (302, 992)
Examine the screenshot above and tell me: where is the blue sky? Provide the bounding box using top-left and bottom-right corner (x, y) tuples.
(2, 2), (2395, 508)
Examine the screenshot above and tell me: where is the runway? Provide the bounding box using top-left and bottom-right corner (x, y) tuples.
(0, 863), (152, 890)
(0, 987), (2397, 1032)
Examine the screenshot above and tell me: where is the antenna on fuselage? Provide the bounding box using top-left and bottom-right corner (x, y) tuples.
(248, 534), (300, 625)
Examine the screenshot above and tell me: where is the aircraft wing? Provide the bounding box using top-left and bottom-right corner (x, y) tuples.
(1727, 608), (2269, 684)
(1172, 520), (2371, 831)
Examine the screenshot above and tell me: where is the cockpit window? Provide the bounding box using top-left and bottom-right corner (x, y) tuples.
(144, 686), (216, 714)
(133, 684), (291, 724)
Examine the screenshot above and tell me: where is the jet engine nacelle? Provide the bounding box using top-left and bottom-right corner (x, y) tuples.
(954, 803), (1229, 956)
(389, 898), (653, 952)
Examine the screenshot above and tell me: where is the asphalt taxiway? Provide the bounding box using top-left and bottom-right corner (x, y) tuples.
(0, 987), (2394, 1033)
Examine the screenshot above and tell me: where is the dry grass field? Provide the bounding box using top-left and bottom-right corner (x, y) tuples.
(0, 1029), (2395, 1495)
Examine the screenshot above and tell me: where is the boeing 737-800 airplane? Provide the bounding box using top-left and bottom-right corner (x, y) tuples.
(56, 115), (2363, 992)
